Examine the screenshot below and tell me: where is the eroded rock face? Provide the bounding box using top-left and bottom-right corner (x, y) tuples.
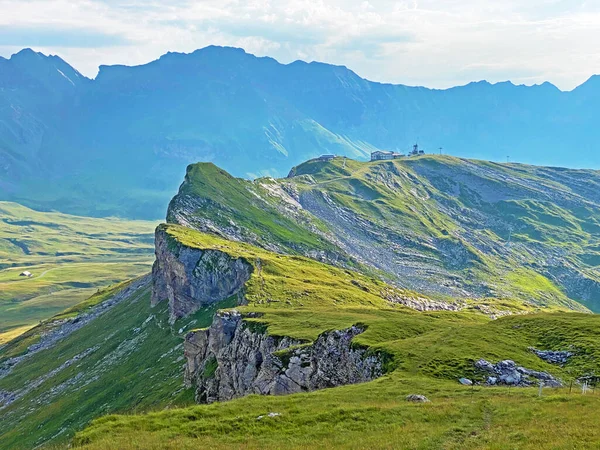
(184, 310), (384, 403)
(152, 227), (253, 323)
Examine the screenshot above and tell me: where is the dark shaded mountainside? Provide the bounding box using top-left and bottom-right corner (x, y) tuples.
(1, 46), (600, 218)
(3, 157), (600, 449)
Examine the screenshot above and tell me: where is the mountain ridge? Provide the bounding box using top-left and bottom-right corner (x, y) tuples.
(4, 46), (596, 92)
(2, 45), (600, 219)
(167, 155), (600, 312)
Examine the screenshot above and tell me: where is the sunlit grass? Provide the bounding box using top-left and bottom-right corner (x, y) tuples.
(0, 201), (157, 336)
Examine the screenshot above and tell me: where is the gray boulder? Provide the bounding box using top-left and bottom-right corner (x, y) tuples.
(406, 394), (430, 403)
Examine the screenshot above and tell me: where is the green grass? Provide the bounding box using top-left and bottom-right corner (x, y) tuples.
(6, 155), (600, 449)
(68, 224), (600, 449)
(0, 201), (157, 336)
(69, 226), (600, 449)
(74, 378), (600, 450)
(4, 224), (600, 449)
(0, 280), (240, 449)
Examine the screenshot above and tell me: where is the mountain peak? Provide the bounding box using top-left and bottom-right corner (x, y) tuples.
(576, 74), (600, 89)
(10, 48), (46, 62)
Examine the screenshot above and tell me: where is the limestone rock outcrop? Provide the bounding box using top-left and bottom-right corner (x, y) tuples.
(151, 227), (253, 323)
(184, 310), (384, 403)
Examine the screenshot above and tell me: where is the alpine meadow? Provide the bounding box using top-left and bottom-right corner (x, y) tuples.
(3, 3), (600, 449)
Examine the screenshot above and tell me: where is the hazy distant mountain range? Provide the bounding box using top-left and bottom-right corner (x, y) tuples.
(1, 45), (599, 218)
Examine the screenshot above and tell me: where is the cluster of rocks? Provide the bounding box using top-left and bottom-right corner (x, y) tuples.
(474, 359), (562, 387)
(529, 347), (573, 365)
(470, 304), (514, 320)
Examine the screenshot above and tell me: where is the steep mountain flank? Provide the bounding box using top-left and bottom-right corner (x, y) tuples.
(0, 274), (239, 448)
(167, 156), (600, 312)
(3, 46), (600, 218)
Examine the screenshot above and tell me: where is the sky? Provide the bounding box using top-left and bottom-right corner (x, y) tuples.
(0, 0), (599, 90)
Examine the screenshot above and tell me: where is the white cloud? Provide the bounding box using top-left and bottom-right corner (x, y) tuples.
(0, 0), (599, 90)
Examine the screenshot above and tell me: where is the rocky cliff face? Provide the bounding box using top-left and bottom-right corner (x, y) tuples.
(152, 227), (253, 323)
(152, 225), (385, 403)
(184, 310), (384, 403)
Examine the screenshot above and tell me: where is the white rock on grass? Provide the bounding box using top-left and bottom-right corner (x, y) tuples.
(405, 394), (430, 403)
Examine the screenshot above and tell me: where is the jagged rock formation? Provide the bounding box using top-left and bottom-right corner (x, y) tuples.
(152, 226), (253, 323)
(475, 359), (562, 387)
(184, 310), (383, 403)
(151, 225), (386, 403)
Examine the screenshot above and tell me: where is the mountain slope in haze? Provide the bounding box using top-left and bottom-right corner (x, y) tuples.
(168, 155), (600, 312)
(1, 46), (600, 218)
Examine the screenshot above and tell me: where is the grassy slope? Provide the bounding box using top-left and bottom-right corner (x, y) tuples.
(74, 378), (600, 450)
(0, 279), (239, 449)
(73, 225), (600, 449)
(172, 157), (600, 311)
(293, 157), (599, 308)
(171, 163), (342, 256)
(0, 201), (156, 338)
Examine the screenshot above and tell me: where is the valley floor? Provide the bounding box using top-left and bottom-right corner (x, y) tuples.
(0, 202), (156, 339)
